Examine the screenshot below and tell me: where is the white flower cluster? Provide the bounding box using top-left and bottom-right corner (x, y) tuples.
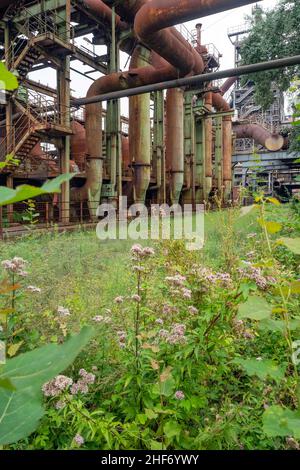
(1, 257), (28, 277)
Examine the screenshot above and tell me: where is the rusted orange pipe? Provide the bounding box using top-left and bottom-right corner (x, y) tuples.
(220, 77), (237, 95)
(80, 0), (128, 30)
(70, 121), (87, 167)
(134, 1), (260, 75)
(76, 58), (179, 215)
(233, 123), (284, 151)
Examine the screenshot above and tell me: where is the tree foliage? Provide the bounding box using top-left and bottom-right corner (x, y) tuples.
(240, 0), (300, 109)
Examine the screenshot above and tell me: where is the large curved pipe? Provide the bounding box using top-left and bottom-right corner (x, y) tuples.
(134, 1), (261, 76)
(233, 123), (284, 152)
(75, 59), (179, 216)
(80, 0), (128, 30)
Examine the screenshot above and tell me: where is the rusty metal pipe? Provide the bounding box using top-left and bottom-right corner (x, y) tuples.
(134, 1), (261, 75)
(233, 123), (284, 151)
(204, 91), (213, 198)
(166, 88), (184, 204)
(220, 77), (237, 95)
(129, 46), (152, 203)
(223, 116), (233, 198)
(73, 55), (300, 106)
(74, 58), (179, 215)
(80, 0), (128, 30)
(212, 92), (233, 198)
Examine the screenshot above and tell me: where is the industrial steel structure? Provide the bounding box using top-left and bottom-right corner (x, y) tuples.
(0, 0), (290, 229)
(227, 18), (298, 194)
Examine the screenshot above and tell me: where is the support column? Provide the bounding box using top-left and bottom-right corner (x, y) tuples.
(59, 1), (71, 224)
(4, 23), (14, 224)
(204, 92), (213, 200)
(214, 115), (223, 196)
(182, 93), (195, 205)
(105, 5), (121, 205)
(195, 117), (205, 204)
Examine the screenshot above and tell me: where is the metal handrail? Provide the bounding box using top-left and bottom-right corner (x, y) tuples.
(4, 6), (74, 69)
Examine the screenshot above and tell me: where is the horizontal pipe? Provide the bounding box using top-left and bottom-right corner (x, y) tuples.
(233, 123), (284, 152)
(73, 55), (300, 106)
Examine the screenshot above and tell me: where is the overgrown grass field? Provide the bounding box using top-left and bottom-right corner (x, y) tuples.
(1, 202), (300, 450)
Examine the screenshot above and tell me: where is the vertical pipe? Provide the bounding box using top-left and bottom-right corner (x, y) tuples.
(182, 92), (194, 205)
(60, 0), (71, 223)
(222, 115), (233, 200)
(129, 46), (151, 203)
(195, 23), (202, 44)
(105, 5), (119, 203)
(204, 92), (213, 199)
(152, 90), (164, 202)
(166, 88), (184, 204)
(214, 115), (223, 195)
(195, 118), (205, 204)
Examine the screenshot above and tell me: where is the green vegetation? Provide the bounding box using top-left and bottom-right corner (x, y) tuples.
(240, 0), (300, 109)
(1, 201), (300, 450)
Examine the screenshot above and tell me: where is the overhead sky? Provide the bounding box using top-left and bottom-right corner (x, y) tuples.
(29, 0), (278, 114)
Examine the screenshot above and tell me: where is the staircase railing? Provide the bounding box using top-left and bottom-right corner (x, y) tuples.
(0, 113), (33, 160)
(3, 7), (74, 70)
(235, 85), (255, 104)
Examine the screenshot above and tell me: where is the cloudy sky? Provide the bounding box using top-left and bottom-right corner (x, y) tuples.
(29, 0), (278, 114)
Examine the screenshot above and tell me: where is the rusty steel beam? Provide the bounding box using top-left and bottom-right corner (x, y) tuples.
(73, 55), (300, 106)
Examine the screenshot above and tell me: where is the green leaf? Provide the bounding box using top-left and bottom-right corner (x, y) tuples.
(150, 440), (164, 450)
(0, 63), (18, 91)
(263, 406), (300, 439)
(237, 295), (272, 321)
(7, 341), (24, 358)
(0, 378), (16, 392)
(266, 197), (281, 206)
(259, 318), (300, 333)
(145, 408), (158, 420)
(152, 376), (175, 397)
(164, 420), (181, 439)
(232, 358), (286, 383)
(280, 238), (300, 256)
(0, 174), (74, 207)
(0, 326), (94, 445)
(258, 219), (282, 234)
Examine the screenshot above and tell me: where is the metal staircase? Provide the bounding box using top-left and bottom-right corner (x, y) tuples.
(0, 89), (71, 163)
(235, 85), (255, 104)
(2, 7), (73, 81)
